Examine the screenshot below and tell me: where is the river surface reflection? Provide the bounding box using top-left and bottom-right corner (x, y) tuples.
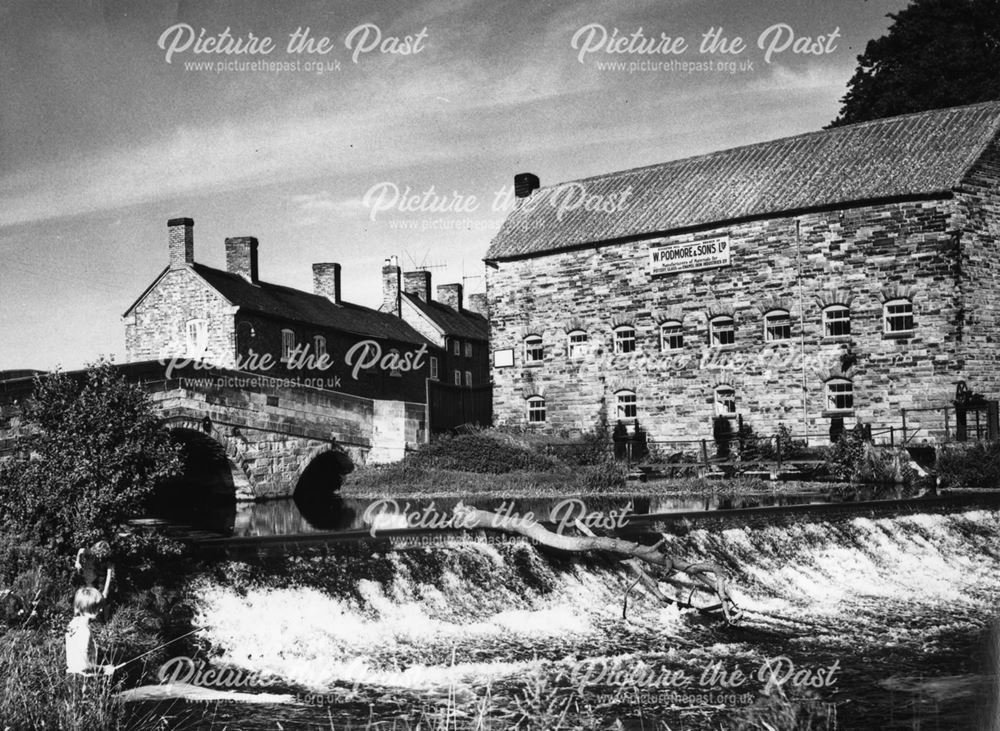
(157, 486), (907, 538)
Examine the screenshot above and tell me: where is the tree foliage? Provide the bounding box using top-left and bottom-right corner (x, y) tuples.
(830, 0), (1000, 127)
(0, 361), (182, 553)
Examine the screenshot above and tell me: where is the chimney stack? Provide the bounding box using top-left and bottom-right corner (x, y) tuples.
(514, 172), (540, 199)
(225, 236), (259, 284)
(382, 256), (401, 316)
(467, 292), (488, 318)
(313, 263), (342, 304)
(168, 217), (194, 268)
(403, 270), (432, 302)
(437, 283), (463, 312)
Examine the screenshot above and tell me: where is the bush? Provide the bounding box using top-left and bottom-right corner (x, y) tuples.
(0, 360), (182, 555)
(826, 425), (914, 485)
(408, 433), (559, 474)
(937, 441), (1000, 488)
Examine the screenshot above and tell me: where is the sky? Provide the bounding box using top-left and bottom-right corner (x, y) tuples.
(0, 0), (912, 370)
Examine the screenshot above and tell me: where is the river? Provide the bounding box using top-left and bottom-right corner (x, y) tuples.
(126, 497), (1000, 730)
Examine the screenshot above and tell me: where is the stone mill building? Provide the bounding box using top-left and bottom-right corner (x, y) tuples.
(484, 102), (1000, 445)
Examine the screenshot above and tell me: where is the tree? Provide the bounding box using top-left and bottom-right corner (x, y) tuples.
(829, 0), (1000, 127)
(0, 361), (182, 553)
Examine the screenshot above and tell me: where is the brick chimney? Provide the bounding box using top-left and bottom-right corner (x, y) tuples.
(225, 236), (259, 283)
(382, 256), (401, 316)
(403, 270), (432, 302)
(437, 283), (463, 312)
(313, 263), (342, 304)
(467, 292), (488, 318)
(514, 173), (540, 198)
(168, 217), (194, 268)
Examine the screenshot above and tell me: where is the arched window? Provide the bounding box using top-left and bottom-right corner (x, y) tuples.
(763, 309), (791, 341)
(709, 316), (735, 347)
(659, 321), (683, 351)
(823, 305), (851, 337)
(313, 335), (327, 358)
(615, 390), (637, 419)
(567, 330), (589, 358)
(524, 335), (544, 363)
(714, 386), (737, 417)
(613, 325), (636, 354)
(826, 378), (854, 412)
(883, 299), (914, 334)
(526, 396), (546, 423)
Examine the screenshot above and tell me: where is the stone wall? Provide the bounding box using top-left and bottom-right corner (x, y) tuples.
(956, 135), (1000, 397)
(488, 196), (969, 445)
(124, 267), (237, 363)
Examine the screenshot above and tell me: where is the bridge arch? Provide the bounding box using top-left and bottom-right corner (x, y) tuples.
(294, 444), (355, 498)
(157, 419), (255, 503)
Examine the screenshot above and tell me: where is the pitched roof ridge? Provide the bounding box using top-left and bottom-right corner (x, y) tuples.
(529, 101), (1000, 193)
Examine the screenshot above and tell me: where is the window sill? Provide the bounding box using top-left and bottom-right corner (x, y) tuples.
(823, 410), (855, 418)
(821, 335), (853, 344)
(882, 331), (914, 341)
(708, 344), (739, 351)
(523, 361), (544, 368)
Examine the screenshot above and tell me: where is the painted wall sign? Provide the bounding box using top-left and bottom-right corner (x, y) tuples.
(649, 236), (731, 275)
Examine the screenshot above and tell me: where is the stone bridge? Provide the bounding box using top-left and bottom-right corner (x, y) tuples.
(0, 361), (427, 501)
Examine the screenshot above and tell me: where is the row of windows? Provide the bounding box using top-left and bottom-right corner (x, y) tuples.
(522, 301), (914, 362)
(524, 379), (855, 423)
(450, 338), (475, 358)
(428, 356), (475, 386)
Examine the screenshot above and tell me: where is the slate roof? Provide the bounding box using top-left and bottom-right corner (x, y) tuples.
(486, 102), (1000, 261)
(401, 292), (488, 341)
(190, 264), (433, 346)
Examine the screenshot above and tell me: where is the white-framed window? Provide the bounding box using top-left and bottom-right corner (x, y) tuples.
(709, 316), (735, 347)
(452, 339), (461, 356)
(429, 356), (439, 380)
(524, 335), (544, 363)
(615, 390), (637, 419)
(464, 342), (473, 358)
(281, 329), (296, 362)
(823, 305), (851, 337)
(884, 299), (914, 334)
(464, 370), (472, 386)
(388, 349), (402, 377)
(527, 395), (546, 424)
(659, 321), (683, 351)
(313, 335), (327, 358)
(185, 319), (208, 356)
(714, 386), (737, 417)
(764, 310), (791, 342)
(567, 330), (589, 358)
(613, 326), (636, 354)
(453, 370), (462, 385)
(826, 378), (854, 412)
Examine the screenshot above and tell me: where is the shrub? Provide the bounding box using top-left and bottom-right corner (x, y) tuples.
(408, 433), (559, 474)
(0, 360), (183, 554)
(937, 441), (1000, 488)
(580, 461), (627, 492)
(826, 425), (914, 485)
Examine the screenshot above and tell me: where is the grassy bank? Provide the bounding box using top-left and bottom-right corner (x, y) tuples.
(340, 429), (861, 499)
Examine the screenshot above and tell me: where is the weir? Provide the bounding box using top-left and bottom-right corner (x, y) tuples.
(170, 503), (1000, 730)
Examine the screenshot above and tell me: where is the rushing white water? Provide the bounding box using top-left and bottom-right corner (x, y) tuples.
(181, 508), (1000, 728)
